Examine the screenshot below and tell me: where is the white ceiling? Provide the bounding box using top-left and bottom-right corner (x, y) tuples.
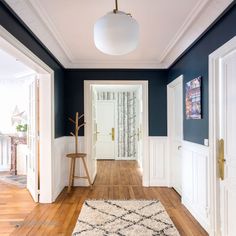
(0, 48), (34, 79)
(5, 0), (234, 68)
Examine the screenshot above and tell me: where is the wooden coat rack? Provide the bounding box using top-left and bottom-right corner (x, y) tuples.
(66, 112), (92, 193)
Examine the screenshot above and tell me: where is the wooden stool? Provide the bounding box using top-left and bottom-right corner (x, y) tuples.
(67, 152), (92, 193)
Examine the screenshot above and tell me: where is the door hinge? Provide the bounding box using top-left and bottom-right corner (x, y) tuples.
(37, 189), (40, 195)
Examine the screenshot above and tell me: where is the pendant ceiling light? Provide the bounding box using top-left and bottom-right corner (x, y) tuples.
(94, 0), (139, 56)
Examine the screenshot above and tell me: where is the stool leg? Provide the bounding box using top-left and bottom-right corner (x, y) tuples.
(68, 158), (73, 193)
(81, 157), (92, 189)
(72, 157), (76, 187)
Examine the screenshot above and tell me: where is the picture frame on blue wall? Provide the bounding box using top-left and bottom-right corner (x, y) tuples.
(185, 76), (202, 119)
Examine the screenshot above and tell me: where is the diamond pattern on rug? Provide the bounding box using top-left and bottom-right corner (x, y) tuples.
(72, 200), (180, 236)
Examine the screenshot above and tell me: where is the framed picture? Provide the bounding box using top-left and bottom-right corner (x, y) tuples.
(185, 76), (201, 119)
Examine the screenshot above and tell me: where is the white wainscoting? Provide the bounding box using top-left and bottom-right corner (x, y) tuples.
(53, 136), (89, 201)
(149, 137), (169, 186)
(181, 140), (210, 232)
(53, 137), (67, 201)
(53, 136), (169, 200)
(0, 135), (11, 171)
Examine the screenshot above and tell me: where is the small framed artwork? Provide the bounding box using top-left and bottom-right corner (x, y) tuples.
(185, 76), (202, 119)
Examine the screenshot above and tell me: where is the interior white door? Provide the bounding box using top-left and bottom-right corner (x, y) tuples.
(137, 87), (143, 169)
(218, 49), (236, 236)
(96, 101), (115, 159)
(92, 88), (97, 161)
(27, 78), (39, 202)
(169, 78), (183, 195)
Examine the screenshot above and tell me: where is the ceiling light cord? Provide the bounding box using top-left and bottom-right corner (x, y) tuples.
(113, 0), (118, 13)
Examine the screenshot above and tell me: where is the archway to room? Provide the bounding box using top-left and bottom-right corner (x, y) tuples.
(0, 27), (54, 206)
(84, 80), (149, 187)
(0, 48), (38, 193)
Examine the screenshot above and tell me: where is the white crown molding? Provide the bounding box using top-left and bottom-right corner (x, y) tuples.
(4, 0), (234, 69)
(27, 0), (74, 62)
(4, 0), (70, 67)
(67, 60), (168, 69)
(160, 0), (211, 62)
(161, 0), (234, 67)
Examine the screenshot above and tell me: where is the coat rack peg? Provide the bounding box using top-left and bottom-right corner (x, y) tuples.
(78, 123), (86, 131)
(68, 117), (76, 124)
(79, 114), (84, 120)
(70, 132), (75, 137)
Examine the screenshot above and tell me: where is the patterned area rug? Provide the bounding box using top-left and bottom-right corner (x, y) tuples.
(0, 175), (26, 188)
(72, 200), (180, 236)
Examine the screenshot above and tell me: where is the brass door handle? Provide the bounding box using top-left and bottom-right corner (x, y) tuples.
(110, 128), (115, 141)
(218, 139), (225, 181)
(95, 123), (99, 142)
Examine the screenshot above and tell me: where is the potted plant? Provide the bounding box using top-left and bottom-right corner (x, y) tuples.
(16, 124), (27, 137)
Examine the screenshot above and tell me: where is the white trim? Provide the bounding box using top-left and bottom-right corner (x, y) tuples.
(162, 0), (234, 67)
(0, 26), (55, 203)
(84, 80), (149, 186)
(181, 140), (210, 232)
(208, 36), (236, 236)
(167, 75), (183, 187)
(160, 0), (211, 62)
(4, 0), (233, 68)
(149, 136), (168, 186)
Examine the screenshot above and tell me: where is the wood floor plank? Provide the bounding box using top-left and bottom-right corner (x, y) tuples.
(0, 160), (208, 236)
(0, 181), (36, 236)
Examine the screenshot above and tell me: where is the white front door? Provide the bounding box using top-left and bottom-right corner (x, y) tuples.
(218, 48), (236, 236)
(168, 76), (183, 195)
(96, 101), (115, 159)
(27, 78), (39, 202)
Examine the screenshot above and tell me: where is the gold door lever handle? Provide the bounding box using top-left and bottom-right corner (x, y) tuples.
(218, 139), (225, 181)
(111, 128), (115, 141)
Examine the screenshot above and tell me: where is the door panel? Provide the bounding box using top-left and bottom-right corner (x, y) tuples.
(137, 87), (143, 169)
(219, 49), (236, 236)
(96, 101), (115, 159)
(170, 79), (183, 195)
(27, 78), (39, 202)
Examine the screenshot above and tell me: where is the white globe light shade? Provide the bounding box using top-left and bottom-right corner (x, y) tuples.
(94, 11), (139, 55)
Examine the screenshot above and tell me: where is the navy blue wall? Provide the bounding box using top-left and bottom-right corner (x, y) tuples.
(0, 1), (65, 138)
(168, 3), (236, 145)
(1, 1), (236, 142)
(64, 69), (168, 136)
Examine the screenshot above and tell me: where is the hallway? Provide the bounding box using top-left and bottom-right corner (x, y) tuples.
(10, 160), (208, 236)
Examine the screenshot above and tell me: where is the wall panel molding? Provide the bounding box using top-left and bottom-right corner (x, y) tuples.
(181, 140), (210, 232)
(149, 137), (169, 186)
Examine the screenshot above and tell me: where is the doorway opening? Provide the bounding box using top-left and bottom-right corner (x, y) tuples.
(84, 81), (149, 186)
(167, 75), (183, 195)
(0, 27), (54, 203)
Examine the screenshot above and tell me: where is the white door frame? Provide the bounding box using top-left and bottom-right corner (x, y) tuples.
(167, 75), (183, 188)
(84, 80), (149, 186)
(0, 26), (54, 203)
(209, 36), (236, 236)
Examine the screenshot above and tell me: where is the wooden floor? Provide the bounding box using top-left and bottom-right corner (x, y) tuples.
(3, 160), (208, 236)
(0, 181), (36, 236)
